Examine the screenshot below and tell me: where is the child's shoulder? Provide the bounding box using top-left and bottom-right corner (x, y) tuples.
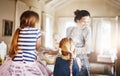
(23, 27), (39, 30)
(56, 57), (61, 60)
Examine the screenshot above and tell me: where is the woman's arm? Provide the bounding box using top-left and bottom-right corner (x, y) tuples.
(76, 27), (92, 55)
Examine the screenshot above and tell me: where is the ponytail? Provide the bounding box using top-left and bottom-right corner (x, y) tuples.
(69, 38), (73, 76)
(8, 28), (20, 59)
(69, 53), (73, 76)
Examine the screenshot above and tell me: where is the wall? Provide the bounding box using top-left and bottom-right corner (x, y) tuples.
(16, 0), (56, 49)
(15, 0), (44, 29)
(1, 0), (120, 50)
(56, 0), (120, 17)
(115, 16), (120, 76)
(0, 0), (46, 50)
(15, 0), (56, 49)
(54, 0), (120, 42)
(0, 0), (16, 49)
(41, 1), (55, 49)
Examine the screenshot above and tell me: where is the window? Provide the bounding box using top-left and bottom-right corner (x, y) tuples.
(43, 13), (54, 49)
(92, 17), (118, 62)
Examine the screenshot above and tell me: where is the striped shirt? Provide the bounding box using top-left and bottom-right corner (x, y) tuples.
(13, 27), (41, 63)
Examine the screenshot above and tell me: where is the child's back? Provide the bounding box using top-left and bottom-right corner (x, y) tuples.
(53, 38), (80, 76)
(54, 57), (80, 76)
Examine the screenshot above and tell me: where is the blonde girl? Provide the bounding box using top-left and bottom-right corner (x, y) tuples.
(53, 37), (80, 76)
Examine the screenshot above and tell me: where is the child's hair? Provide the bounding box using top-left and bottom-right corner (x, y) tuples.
(8, 10), (39, 59)
(59, 37), (75, 76)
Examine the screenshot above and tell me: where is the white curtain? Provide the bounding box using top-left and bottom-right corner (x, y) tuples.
(91, 17), (118, 59)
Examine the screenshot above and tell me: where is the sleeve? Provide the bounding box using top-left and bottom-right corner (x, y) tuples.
(66, 27), (74, 38)
(76, 27), (92, 54)
(36, 29), (42, 39)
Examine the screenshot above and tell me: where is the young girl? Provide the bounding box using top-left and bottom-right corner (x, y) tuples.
(0, 10), (51, 76)
(53, 37), (80, 76)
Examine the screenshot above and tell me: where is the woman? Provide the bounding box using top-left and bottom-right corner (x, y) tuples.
(0, 10), (51, 76)
(67, 9), (92, 76)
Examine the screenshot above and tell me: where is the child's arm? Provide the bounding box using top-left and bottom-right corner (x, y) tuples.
(43, 50), (59, 55)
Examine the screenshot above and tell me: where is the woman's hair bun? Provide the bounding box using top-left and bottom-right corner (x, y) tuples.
(74, 9), (80, 15)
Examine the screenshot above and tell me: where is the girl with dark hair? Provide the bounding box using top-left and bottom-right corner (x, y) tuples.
(0, 10), (51, 76)
(53, 37), (80, 76)
(67, 9), (92, 76)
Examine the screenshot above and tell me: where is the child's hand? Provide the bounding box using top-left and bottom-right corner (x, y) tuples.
(43, 50), (59, 55)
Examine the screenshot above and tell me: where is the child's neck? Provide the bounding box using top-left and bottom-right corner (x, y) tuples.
(61, 55), (70, 60)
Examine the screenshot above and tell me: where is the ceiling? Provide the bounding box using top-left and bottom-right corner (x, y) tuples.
(44, 0), (73, 9)
(20, 0), (69, 8)
(44, 0), (53, 4)
(20, 0), (120, 9)
(44, 0), (120, 10)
